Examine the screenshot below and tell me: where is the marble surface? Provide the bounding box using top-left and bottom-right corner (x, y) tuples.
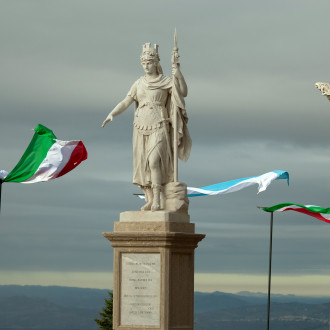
(121, 253), (161, 326)
(120, 210), (190, 223)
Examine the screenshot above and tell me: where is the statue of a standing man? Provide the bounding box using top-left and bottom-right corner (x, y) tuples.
(102, 42), (191, 212)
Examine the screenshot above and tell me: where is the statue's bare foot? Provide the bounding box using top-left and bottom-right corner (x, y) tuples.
(141, 187), (153, 211)
(151, 202), (160, 212)
(141, 201), (152, 211)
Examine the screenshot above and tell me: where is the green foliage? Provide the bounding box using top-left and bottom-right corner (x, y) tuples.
(94, 291), (113, 329)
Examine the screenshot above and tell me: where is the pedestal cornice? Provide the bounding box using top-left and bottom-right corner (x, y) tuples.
(103, 231), (205, 249)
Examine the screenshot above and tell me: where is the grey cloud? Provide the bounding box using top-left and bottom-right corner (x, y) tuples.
(1, 0), (330, 289)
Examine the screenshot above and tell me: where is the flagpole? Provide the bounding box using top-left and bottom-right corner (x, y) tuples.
(267, 211), (274, 330)
(0, 179), (3, 214)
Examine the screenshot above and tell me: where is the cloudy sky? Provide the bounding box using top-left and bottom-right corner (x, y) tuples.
(1, 0), (330, 296)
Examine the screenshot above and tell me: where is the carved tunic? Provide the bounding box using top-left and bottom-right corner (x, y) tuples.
(127, 75), (173, 187)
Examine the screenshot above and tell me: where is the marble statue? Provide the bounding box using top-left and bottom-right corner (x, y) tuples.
(102, 38), (191, 212)
(315, 82), (330, 101)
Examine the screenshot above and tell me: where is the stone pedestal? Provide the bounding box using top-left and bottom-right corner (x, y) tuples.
(103, 211), (205, 330)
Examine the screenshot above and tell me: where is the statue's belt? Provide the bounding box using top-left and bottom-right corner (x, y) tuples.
(137, 101), (164, 109)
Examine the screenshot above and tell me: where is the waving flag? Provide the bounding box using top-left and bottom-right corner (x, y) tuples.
(136, 170), (289, 199)
(261, 203), (330, 223)
(187, 170), (289, 197)
(1, 124), (87, 184)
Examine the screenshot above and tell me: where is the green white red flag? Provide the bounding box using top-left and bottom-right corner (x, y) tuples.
(261, 203), (330, 223)
(0, 124), (87, 183)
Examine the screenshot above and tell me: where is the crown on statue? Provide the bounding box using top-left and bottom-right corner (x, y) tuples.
(140, 43), (160, 62)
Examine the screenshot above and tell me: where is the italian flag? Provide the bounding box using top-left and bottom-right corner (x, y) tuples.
(0, 124), (87, 183)
(262, 203), (330, 223)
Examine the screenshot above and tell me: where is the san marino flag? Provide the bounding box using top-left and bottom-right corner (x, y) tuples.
(187, 170), (289, 197)
(136, 171), (289, 200)
(0, 124), (87, 184)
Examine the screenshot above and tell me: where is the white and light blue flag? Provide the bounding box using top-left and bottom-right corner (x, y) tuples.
(187, 170), (289, 197)
(136, 170), (289, 199)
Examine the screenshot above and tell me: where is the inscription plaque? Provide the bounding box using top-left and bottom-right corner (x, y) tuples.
(121, 253), (160, 326)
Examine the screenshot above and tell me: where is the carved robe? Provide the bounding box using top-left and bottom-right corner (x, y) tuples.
(127, 74), (191, 187)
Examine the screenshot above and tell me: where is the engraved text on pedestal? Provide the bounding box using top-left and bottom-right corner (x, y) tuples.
(121, 253), (161, 326)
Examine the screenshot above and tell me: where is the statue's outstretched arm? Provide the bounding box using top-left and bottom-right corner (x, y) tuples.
(102, 96), (134, 128)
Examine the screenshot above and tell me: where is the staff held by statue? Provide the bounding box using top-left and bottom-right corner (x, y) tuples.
(172, 29), (180, 182)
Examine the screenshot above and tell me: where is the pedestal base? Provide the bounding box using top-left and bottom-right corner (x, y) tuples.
(103, 211), (205, 330)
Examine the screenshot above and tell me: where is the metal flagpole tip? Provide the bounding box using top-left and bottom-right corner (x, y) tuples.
(0, 170), (8, 182)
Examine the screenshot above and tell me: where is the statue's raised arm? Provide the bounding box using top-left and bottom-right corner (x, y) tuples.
(172, 66), (187, 97)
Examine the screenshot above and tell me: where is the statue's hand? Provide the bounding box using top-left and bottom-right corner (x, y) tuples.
(172, 64), (183, 79)
(101, 114), (113, 128)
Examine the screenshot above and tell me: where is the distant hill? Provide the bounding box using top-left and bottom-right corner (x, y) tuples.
(0, 296), (97, 329)
(194, 290), (330, 313)
(0, 285), (329, 329)
(194, 291), (250, 312)
(195, 302), (330, 330)
(0, 285), (109, 310)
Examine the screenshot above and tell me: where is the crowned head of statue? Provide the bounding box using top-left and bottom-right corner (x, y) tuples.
(140, 43), (163, 75)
